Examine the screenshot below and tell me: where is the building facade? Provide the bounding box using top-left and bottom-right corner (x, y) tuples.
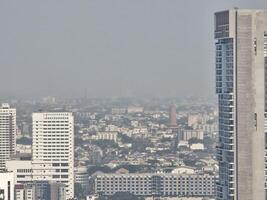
(0, 172), (15, 200)
(6, 160), (33, 184)
(0, 104), (16, 171)
(182, 130), (204, 141)
(74, 166), (89, 194)
(32, 112), (74, 199)
(215, 9), (267, 200)
(91, 132), (118, 143)
(15, 181), (66, 200)
(94, 173), (215, 197)
(169, 104), (177, 127)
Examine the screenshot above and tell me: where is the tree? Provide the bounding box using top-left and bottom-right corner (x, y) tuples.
(87, 165), (113, 175)
(92, 140), (118, 149)
(131, 138), (151, 152)
(118, 133), (133, 143)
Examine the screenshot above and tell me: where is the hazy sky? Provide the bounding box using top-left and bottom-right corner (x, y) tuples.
(1, 0), (267, 99)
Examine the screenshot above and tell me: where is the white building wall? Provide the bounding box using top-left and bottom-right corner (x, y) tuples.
(32, 112), (74, 199)
(0, 172), (15, 200)
(0, 104), (16, 171)
(6, 160), (33, 184)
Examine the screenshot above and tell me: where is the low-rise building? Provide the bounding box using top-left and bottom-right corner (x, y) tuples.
(190, 143), (204, 151)
(91, 132), (118, 143)
(94, 172), (215, 197)
(182, 130), (204, 141)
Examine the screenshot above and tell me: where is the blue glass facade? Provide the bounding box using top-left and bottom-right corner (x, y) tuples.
(216, 38), (235, 200)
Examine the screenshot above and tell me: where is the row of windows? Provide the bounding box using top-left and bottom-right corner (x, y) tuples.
(52, 175), (69, 178)
(35, 120), (70, 123)
(97, 190), (214, 196)
(37, 124), (69, 126)
(97, 187), (213, 190)
(97, 176), (213, 180)
(17, 169), (32, 173)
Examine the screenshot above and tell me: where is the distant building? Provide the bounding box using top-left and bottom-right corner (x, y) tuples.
(190, 143), (204, 151)
(91, 132), (118, 143)
(171, 167), (195, 174)
(127, 107), (144, 114)
(75, 166), (89, 194)
(16, 144), (32, 154)
(192, 124), (217, 133)
(94, 173), (215, 197)
(41, 96), (56, 104)
(111, 108), (127, 115)
(0, 172), (15, 200)
(182, 130), (204, 141)
(0, 104), (16, 171)
(187, 114), (201, 127)
(178, 140), (189, 147)
(169, 104), (177, 127)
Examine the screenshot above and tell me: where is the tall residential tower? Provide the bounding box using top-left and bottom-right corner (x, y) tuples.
(0, 103), (16, 171)
(32, 112), (74, 199)
(215, 9), (267, 200)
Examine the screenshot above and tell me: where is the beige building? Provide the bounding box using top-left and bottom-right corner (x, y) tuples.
(91, 132), (118, 143)
(182, 130), (204, 141)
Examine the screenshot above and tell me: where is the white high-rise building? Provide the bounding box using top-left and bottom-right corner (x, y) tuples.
(0, 104), (16, 171)
(0, 172), (15, 200)
(215, 9), (267, 200)
(32, 112), (74, 199)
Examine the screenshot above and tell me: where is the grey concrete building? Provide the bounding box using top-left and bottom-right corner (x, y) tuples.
(95, 173), (215, 197)
(215, 9), (267, 200)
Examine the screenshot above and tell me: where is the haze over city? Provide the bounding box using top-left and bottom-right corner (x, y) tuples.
(3, 1), (267, 200)
(0, 0), (266, 99)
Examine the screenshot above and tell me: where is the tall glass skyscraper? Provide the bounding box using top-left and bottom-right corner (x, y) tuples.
(215, 9), (267, 200)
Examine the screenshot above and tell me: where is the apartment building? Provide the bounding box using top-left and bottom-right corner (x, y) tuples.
(95, 173), (215, 197)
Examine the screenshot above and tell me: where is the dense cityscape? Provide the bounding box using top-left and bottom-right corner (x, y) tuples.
(0, 96), (217, 200)
(2, 1), (267, 200)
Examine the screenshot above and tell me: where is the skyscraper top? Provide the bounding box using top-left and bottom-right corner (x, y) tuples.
(215, 9), (267, 200)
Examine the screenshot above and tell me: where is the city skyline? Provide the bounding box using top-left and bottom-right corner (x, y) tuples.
(2, 1), (267, 200)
